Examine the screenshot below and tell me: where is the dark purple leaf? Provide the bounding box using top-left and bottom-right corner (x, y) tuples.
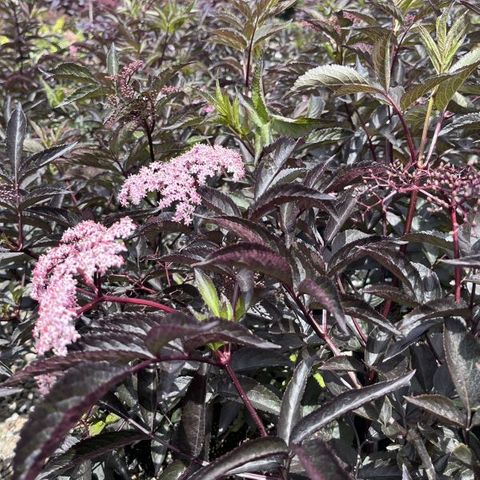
(290, 371), (415, 444)
(293, 438), (354, 479)
(249, 183), (334, 221)
(13, 361), (151, 480)
(197, 242), (292, 285)
(188, 437), (288, 480)
(298, 277), (348, 334)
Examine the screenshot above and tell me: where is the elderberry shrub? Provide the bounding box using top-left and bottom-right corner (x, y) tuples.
(0, 1), (480, 479)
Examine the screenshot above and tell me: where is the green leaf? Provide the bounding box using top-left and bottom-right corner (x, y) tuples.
(271, 114), (322, 138)
(290, 371), (415, 444)
(418, 26), (443, 73)
(400, 74), (451, 110)
(293, 438), (354, 480)
(195, 268), (221, 317)
(435, 49), (480, 110)
(188, 437), (288, 480)
(57, 84), (104, 108)
(252, 61), (269, 124)
(372, 34), (391, 89)
(53, 62), (97, 83)
(7, 102), (27, 186)
(405, 394), (466, 427)
(107, 43), (119, 77)
(444, 318), (480, 415)
(278, 356), (314, 443)
(294, 65), (381, 95)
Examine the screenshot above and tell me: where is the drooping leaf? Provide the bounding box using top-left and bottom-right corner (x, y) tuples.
(254, 137), (297, 199)
(39, 431), (147, 479)
(444, 317), (480, 415)
(137, 366), (158, 429)
(205, 215), (273, 246)
(372, 34), (391, 89)
(188, 437), (288, 480)
(53, 62), (98, 83)
(405, 394), (466, 427)
(250, 183), (334, 220)
(278, 355), (314, 443)
(107, 43), (119, 77)
(298, 277), (348, 334)
(195, 268), (221, 317)
(290, 371), (415, 444)
(13, 361), (150, 480)
(7, 102), (27, 185)
(199, 186), (242, 217)
(176, 364), (207, 457)
(216, 374), (282, 415)
(294, 65), (382, 95)
(197, 242), (292, 285)
(293, 438), (354, 480)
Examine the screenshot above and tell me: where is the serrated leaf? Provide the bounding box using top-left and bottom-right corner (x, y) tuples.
(176, 365), (207, 457)
(250, 183), (334, 220)
(271, 114), (322, 138)
(294, 65), (381, 95)
(278, 356), (314, 443)
(7, 102), (27, 186)
(39, 431), (147, 479)
(441, 112), (480, 134)
(13, 361), (148, 480)
(107, 43), (119, 76)
(444, 318), (480, 415)
(216, 374), (281, 415)
(254, 137), (297, 200)
(435, 50), (480, 110)
(195, 269), (221, 317)
(53, 62), (97, 83)
(199, 186), (242, 217)
(400, 74), (451, 110)
(197, 242), (292, 285)
(298, 277), (348, 334)
(372, 34), (391, 89)
(405, 394), (466, 427)
(205, 216), (272, 246)
(189, 437), (288, 480)
(293, 438), (354, 480)
(290, 371), (415, 444)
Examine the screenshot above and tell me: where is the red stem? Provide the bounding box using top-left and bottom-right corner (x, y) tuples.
(77, 294), (177, 316)
(217, 350), (268, 437)
(451, 204), (462, 303)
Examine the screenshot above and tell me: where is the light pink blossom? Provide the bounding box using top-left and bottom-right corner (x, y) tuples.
(31, 217), (135, 356)
(119, 144), (245, 224)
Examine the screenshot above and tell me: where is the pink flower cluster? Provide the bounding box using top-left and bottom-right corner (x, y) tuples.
(119, 144), (245, 224)
(31, 217), (135, 356)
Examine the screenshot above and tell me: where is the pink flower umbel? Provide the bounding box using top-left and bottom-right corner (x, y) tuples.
(31, 217), (135, 356)
(119, 144), (245, 224)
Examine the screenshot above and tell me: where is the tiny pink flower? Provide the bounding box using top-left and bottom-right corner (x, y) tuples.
(31, 217), (135, 356)
(119, 144), (245, 224)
